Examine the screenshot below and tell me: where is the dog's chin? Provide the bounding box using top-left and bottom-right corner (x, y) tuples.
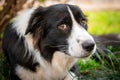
(60, 49), (94, 59)
(74, 53), (92, 59)
(68, 52), (94, 59)
(69, 47), (96, 59)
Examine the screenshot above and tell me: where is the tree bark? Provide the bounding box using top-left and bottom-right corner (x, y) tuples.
(0, 0), (27, 36)
(0, 0), (38, 41)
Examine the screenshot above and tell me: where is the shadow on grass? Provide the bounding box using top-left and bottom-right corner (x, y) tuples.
(0, 50), (10, 80)
(78, 45), (120, 80)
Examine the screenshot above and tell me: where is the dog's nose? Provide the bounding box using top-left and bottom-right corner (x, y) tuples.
(82, 40), (95, 52)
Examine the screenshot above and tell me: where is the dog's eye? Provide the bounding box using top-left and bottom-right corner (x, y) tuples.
(58, 24), (69, 31)
(80, 20), (87, 26)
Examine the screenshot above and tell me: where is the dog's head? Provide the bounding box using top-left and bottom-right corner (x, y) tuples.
(26, 4), (96, 61)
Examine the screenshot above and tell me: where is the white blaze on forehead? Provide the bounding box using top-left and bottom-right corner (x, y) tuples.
(67, 6), (95, 41)
(67, 6), (91, 40)
(67, 6), (77, 24)
(67, 6), (95, 57)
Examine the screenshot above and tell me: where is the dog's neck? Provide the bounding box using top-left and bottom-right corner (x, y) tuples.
(22, 34), (78, 79)
(16, 51), (78, 80)
(52, 51), (77, 73)
(36, 51), (78, 80)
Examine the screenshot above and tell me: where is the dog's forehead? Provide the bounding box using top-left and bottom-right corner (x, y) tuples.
(67, 6), (76, 23)
(47, 4), (85, 18)
(46, 4), (85, 27)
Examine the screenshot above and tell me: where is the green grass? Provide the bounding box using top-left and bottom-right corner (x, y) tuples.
(86, 11), (120, 35)
(78, 45), (120, 79)
(78, 57), (120, 79)
(0, 52), (10, 80)
(78, 59), (102, 72)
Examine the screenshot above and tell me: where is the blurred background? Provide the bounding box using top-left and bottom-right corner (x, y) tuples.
(0, 0), (120, 80)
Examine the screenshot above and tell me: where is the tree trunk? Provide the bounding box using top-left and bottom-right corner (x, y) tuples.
(0, 0), (27, 37)
(0, 0), (38, 41)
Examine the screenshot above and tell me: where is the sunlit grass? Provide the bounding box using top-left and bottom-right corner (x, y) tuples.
(78, 59), (102, 72)
(85, 11), (120, 35)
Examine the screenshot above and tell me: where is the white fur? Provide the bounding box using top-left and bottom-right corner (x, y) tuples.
(12, 9), (35, 36)
(16, 51), (77, 80)
(67, 6), (96, 58)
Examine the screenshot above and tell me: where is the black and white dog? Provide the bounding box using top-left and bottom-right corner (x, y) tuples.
(2, 4), (96, 80)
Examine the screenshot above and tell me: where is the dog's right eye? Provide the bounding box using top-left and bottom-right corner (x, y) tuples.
(58, 24), (69, 31)
(81, 20), (87, 26)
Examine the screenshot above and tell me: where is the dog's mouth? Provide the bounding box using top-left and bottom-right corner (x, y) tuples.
(59, 50), (92, 59)
(64, 47), (96, 59)
(74, 53), (92, 58)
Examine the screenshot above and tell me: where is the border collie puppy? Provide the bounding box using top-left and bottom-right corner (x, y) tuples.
(2, 4), (96, 80)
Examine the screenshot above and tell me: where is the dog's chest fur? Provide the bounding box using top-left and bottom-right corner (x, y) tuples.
(15, 52), (77, 80)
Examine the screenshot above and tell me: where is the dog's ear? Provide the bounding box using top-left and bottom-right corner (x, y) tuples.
(25, 7), (47, 49)
(25, 7), (47, 34)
